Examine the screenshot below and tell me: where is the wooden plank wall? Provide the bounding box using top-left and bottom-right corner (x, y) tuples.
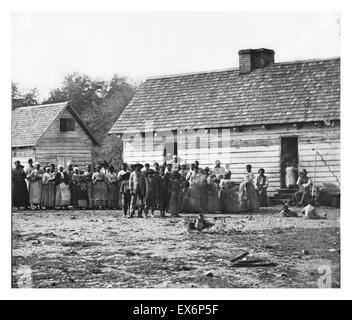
(122, 122), (340, 196)
(11, 147), (36, 167)
(35, 109), (94, 169)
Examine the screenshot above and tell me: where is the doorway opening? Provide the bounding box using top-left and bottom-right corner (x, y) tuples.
(280, 137), (299, 188)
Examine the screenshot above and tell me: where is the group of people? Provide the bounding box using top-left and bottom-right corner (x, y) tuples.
(12, 157), (272, 217)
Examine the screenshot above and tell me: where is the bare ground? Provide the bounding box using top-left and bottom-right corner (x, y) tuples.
(12, 206), (340, 288)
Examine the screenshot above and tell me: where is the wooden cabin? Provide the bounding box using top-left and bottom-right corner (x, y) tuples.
(109, 48), (340, 197)
(12, 102), (100, 168)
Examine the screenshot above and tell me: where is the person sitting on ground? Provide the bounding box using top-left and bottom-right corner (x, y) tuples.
(301, 199), (328, 220)
(280, 202), (298, 217)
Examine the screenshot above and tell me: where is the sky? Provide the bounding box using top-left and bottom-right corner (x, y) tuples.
(12, 11), (340, 100)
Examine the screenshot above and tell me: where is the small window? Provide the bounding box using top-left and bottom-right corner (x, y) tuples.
(60, 118), (75, 132)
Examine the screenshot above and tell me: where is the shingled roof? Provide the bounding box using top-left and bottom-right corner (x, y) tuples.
(109, 57), (340, 134)
(12, 102), (100, 147)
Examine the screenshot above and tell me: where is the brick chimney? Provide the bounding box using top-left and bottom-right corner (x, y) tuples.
(238, 48), (275, 74)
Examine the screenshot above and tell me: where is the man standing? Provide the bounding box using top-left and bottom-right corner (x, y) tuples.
(12, 161), (30, 210)
(129, 163), (146, 217)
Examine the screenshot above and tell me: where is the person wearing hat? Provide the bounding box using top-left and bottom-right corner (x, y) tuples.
(212, 160), (226, 180)
(12, 160), (30, 210)
(294, 169), (312, 206)
(255, 168), (269, 207)
(129, 162), (146, 217)
(28, 162), (44, 209)
(164, 160), (173, 175)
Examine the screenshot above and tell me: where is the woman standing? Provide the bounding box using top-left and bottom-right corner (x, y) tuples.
(84, 165), (93, 209)
(106, 166), (119, 209)
(41, 167), (56, 209)
(72, 168), (88, 209)
(168, 170), (181, 217)
(55, 166), (71, 209)
(12, 160), (30, 210)
(207, 174), (221, 213)
(239, 164), (259, 211)
(28, 163), (44, 209)
(92, 165), (108, 209)
(219, 170), (240, 213)
(256, 168), (269, 207)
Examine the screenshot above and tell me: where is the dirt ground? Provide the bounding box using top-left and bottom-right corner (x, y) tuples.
(12, 206), (340, 288)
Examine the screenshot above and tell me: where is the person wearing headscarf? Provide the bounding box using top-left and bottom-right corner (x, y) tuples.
(24, 158), (35, 190)
(211, 160), (226, 180)
(92, 164), (108, 209)
(55, 165), (70, 209)
(294, 169), (312, 206)
(285, 161), (298, 188)
(28, 163), (44, 209)
(12, 160), (30, 209)
(72, 167), (88, 209)
(239, 164), (259, 211)
(256, 168), (269, 207)
(129, 162), (146, 217)
(106, 165), (119, 209)
(41, 167), (56, 209)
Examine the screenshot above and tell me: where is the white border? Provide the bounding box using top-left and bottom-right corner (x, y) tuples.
(1, 0), (351, 300)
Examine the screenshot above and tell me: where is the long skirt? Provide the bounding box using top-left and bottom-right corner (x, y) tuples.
(92, 181), (107, 206)
(181, 188), (192, 212)
(86, 181), (93, 208)
(208, 185), (221, 213)
(239, 182), (259, 211)
(72, 184), (88, 208)
(29, 180), (42, 205)
(41, 183), (55, 208)
(257, 187), (268, 207)
(158, 190), (169, 211)
(107, 183), (119, 208)
(219, 188), (241, 213)
(55, 183), (71, 207)
(168, 191), (180, 216)
(189, 183), (201, 212)
(12, 180), (29, 207)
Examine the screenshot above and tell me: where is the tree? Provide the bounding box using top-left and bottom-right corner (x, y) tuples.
(42, 73), (138, 167)
(12, 82), (39, 110)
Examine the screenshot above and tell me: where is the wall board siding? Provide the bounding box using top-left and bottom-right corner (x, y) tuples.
(35, 108), (94, 168)
(123, 122), (340, 195)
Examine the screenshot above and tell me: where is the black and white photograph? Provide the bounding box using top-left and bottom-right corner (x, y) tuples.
(4, 1), (351, 301)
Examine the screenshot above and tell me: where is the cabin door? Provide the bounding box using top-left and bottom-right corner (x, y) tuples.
(163, 142), (178, 165)
(280, 137), (298, 188)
